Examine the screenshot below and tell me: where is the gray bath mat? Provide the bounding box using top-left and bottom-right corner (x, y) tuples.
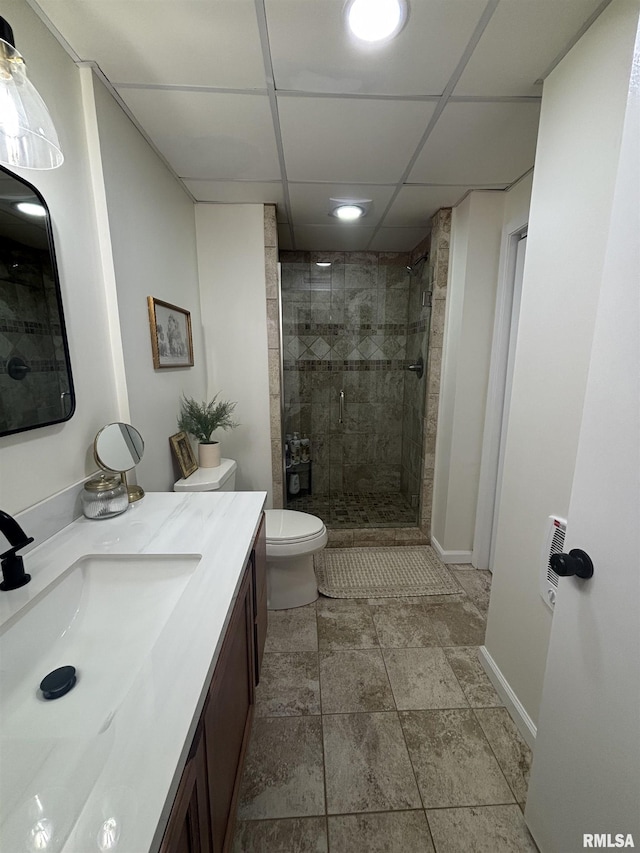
(314, 546), (462, 599)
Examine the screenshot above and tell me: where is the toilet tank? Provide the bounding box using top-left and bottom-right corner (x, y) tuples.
(174, 459), (237, 492)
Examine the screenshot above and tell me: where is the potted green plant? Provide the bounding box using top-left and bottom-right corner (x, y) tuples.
(178, 393), (238, 468)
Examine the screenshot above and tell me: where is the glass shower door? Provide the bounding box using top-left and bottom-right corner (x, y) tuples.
(281, 251), (430, 530)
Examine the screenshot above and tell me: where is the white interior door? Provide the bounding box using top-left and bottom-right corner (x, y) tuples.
(524, 26), (640, 853)
(487, 234), (526, 571)
(473, 228), (526, 571)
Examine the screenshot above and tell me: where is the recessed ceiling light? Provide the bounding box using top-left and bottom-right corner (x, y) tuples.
(14, 201), (46, 217)
(334, 204), (365, 221)
(316, 262), (332, 267)
(345, 0), (408, 44)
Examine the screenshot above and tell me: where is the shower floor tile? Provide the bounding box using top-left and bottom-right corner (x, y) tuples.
(287, 491), (417, 528)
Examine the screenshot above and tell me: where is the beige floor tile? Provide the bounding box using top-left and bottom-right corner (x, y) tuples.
(443, 646), (502, 708)
(371, 602), (439, 648)
(422, 598), (487, 646)
(328, 810), (435, 852)
(383, 647), (468, 710)
(317, 601), (378, 650)
(451, 568), (492, 616)
(474, 708), (532, 804)
(237, 717), (325, 819)
(323, 712), (421, 814)
(426, 805), (539, 852)
(265, 606), (318, 652)
(256, 652), (320, 717)
(400, 710), (514, 808)
(233, 817), (328, 852)
(320, 649), (395, 713)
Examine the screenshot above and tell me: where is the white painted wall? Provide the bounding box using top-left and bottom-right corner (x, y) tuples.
(0, 0), (120, 514)
(432, 191), (504, 559)
(195, 205), (273, 504)
(484, 0), (638, 728)
(90, 74), (207, 492)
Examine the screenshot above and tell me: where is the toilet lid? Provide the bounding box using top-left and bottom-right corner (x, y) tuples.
(265, 509), (325, 543)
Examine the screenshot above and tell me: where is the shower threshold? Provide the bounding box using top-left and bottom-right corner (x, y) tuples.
(286, 491), (417, 529)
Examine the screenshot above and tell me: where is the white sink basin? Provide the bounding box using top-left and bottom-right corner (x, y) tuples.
(0, 554), (200, 739)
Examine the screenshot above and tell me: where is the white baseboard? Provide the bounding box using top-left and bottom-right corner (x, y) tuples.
(431, 535), (473, 565)
(478, 645), (537, 750)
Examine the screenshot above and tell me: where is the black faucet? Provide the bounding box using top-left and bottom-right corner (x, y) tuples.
(0, 510), (34, 590)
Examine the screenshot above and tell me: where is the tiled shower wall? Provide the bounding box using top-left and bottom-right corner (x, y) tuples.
(281, 251), (422, 503)
(401, 250), (431, 503)
(417, 208), (451, 535)
(0, 237), (70, 434)
(264, 205), (284, 509)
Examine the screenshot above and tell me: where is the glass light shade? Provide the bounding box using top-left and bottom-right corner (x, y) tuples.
(0, 39), (63, 170)
(346, 0), (407, 43)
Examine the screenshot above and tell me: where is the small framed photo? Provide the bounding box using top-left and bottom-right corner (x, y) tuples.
(170, 431), (198, 479)
(148, 297), (194, 369)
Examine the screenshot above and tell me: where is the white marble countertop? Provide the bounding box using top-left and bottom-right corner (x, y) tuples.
(0, 490), (266, 853)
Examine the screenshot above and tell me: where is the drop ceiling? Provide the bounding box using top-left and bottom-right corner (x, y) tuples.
(30, 0), (609, 251)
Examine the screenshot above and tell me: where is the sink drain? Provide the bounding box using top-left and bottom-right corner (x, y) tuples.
(40, 665), (77, 700)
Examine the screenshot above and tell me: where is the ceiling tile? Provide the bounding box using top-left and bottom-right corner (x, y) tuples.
(385, 185), (480, 227)
(36, 0), (267, 88)
(117, 89), (281, 180)
(278, 97), (436, 183)
(455, 0), (604, 96)
(368, 228), (429, 252)
(408, 101), (541, 185)
(293, 225), (376, 252)
(265, 0), (486, 96)
(288, 183), (396, 227)
(183, 180), (285, 210)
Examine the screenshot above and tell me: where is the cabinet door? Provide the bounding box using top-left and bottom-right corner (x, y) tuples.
(252, 515), (267, 684)
(159, 724), (210, 853)
(204, 567), (254, 852)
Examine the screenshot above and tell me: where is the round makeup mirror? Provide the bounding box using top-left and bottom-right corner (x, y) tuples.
(94, 423), (145, 502)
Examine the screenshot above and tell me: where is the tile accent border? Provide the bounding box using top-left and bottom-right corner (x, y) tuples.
(265, 205), (284, 508)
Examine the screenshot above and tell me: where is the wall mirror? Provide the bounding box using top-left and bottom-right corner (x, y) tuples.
(0, 165), (75, 437)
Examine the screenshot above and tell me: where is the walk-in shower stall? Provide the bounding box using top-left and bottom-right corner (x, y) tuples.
(281, 251), (431, 529)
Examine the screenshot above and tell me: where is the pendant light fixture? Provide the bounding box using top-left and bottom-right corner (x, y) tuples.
(0, 17), (63, 170)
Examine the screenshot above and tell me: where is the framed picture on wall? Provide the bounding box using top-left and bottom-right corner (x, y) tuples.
(148, 296), (194, 369)
(169, 431), (198, 479)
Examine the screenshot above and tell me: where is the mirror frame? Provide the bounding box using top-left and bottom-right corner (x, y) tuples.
(0, 164), (75, 437)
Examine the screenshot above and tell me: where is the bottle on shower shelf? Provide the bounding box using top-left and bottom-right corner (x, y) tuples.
(300, 435), (310, 463)
(291, 432), (301, 465)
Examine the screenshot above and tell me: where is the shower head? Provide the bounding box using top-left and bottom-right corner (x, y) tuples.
(406, 254), (429, 275)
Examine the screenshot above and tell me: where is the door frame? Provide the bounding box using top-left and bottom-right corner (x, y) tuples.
(472, 221), (527, 570)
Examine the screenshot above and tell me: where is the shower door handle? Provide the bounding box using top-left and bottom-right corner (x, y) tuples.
(338, 390), (344, 424)
(407, 356), (424, 379)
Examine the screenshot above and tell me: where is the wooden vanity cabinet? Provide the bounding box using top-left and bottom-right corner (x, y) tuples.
(160, 515), (267, 853)
(204, 566), (254, 851)
(158, 724), (210, 853)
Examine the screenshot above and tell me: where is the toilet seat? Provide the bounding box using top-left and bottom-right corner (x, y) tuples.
(264, 509), (327, 559)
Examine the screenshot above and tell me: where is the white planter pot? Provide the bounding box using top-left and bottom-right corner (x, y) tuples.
(198, 441), (221, 468)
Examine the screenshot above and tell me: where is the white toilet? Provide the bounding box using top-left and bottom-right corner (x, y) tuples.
(174, 460), (327, 610)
